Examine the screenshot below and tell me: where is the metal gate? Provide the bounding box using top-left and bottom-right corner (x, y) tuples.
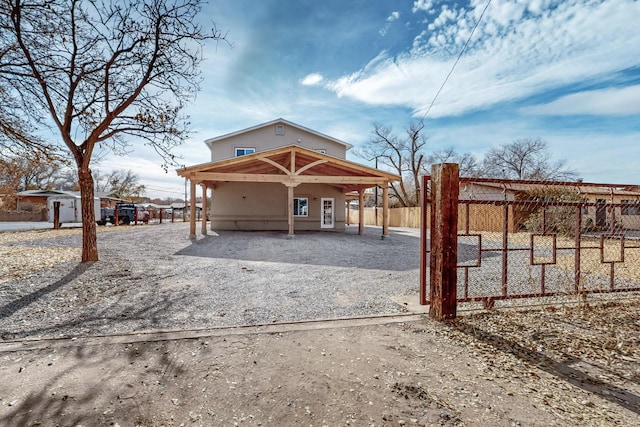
(421, 174), (640, 308)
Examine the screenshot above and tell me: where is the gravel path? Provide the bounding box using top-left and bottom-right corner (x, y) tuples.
(1, 223), (420, 340)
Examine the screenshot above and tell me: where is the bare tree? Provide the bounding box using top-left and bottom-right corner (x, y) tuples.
(357, 121), (428, 207)
(481, 138), (577, 181)
(1, 0), (226, 261)
(0, 91), (60, 159)
(425, 148), (481, 178)
(94, 169), (146, 200)
(0, 153), (70, 208)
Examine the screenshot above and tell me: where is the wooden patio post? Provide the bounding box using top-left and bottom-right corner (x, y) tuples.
(382, 184), (389, 238)
(358, 189), (365, 235)
(210, 186), (215, 231)
(201, 184), (208, 235)
(346, 201), (350, 226)
(429, 163), (459, 321)
(287, 184), (295, 236)
(189, 179), (197, 239)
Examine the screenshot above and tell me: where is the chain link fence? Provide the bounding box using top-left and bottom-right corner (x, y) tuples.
(423, 176), (640, 308)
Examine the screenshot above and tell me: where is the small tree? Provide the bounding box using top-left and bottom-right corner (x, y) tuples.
(95, 169), (146, 201)
(357, 121), (428, 207)
(482, 138), (577, 181)
(519, 187), (581, 237)
(1, 0), (226, 261)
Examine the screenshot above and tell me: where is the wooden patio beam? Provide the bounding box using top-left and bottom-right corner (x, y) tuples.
(294, 159), (329, 175)
(258, 157), (291, 175)
(191, 172), (388, 186)
(290, 149), (296, 174)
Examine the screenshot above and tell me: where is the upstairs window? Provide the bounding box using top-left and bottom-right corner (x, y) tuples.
(235, 147), (255, 157)
(275, 125), (285, 135)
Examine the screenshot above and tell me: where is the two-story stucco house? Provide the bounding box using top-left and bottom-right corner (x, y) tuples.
(177, 118), (400, 237)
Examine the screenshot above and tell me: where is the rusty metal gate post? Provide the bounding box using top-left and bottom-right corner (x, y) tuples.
(420, 174), (429, 306)
(427, 163), (459, 320)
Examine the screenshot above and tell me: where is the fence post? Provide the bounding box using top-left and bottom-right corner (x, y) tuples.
(429, 163), (459, 321)
(53, 201), (60, 230)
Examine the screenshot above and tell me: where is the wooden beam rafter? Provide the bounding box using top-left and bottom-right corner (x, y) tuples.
(258, 157), (291, 175)
(193, 171), (388, 186)
(295, 159), (329, 175)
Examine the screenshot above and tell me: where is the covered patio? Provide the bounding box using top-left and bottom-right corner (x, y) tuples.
(177, 145), (400, 238)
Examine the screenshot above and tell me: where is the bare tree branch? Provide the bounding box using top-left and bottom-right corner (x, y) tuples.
(0, 0), (228, 261)
(355, 120), (429, 207)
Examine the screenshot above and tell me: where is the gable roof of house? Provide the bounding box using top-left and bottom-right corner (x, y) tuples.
(178, 144), (399, 194)
(204, 118), (353, 150)
(17, 189), (80, 198)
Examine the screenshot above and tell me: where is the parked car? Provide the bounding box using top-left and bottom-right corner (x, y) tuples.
(96, 207), (115, 226)
(97, 203), (149, 225)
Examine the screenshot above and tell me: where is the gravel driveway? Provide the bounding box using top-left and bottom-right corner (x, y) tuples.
(1, 223), (420, 340)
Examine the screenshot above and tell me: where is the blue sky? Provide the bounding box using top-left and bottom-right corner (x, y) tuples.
(100, 0), (640, 199)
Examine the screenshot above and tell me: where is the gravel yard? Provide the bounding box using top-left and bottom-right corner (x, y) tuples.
(1, 222), (639, 425)
(0, 222), (420, 340)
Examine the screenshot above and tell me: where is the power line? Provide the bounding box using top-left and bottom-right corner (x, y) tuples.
(421, 0), (493, 121)
(143, 186), (184, 195)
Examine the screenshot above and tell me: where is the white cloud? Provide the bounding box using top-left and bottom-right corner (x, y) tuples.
(324, 0), (640, 118)
(300, 73), (324, 86)
(522, 85), (640, 116)
(380, 11), (401, 36)
(428, 5), (457, 31)
(412, 0), (434, 13)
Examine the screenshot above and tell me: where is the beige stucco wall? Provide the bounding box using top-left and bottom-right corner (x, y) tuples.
(582, 194), (640, 230)
(207, 123), (348, 161)
(211, 182), (345, 231)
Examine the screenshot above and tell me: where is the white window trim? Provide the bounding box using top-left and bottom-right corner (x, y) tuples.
(275, 125), (285, 135)
(235, 147), (256, 157)
(293, 197), (308, 217)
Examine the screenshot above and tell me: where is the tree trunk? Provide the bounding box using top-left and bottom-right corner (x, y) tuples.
(78, 168), (99, 262)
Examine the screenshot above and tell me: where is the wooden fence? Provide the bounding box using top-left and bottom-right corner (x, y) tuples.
(0, 208), (48, 222)
(347, 205), (514, 232)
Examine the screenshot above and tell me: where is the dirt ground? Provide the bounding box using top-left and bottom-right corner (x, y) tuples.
(0, 224), (639, 426)
(1, 301), (639, 427)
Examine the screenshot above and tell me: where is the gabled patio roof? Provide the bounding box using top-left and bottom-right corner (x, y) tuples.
(177, 144), (400, 194)
(177, 145), (400, 238)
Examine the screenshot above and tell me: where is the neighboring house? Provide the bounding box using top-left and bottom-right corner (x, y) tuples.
(169, 202), (202, 217)
(15, 189), (66, 211)
(177, 118), (400, 237)
(14, 189), (101, 223)
(95, 192), (127, 208)
(458, 180), (640, 231)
